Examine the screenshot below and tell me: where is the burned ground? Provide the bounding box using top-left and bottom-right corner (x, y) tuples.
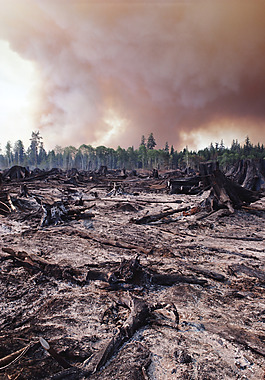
(0, 166), (265, 379)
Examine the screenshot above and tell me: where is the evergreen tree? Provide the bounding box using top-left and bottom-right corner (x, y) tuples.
(138, 144), (147, 168)
(147, 133), (156, 150)
(38, 141), (47, 167)
(13, 140), (25, 165)
(28, 131), (43, 168)
(164, 141), (169, 152)
(5, 141), (13, 167)
(140, 135), (146, 147)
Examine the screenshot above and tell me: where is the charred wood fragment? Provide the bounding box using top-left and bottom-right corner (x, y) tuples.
(0, 191), (16, 215)
(40, 338), (72, 369)
(0, 344), (32, 370)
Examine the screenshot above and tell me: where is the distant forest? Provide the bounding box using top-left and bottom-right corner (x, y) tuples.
(1, 131), (264, 171)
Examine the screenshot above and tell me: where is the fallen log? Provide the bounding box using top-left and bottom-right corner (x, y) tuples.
(86, 257), (208, 288)
(130, 206), (189, 225)
(168, 176), (203, 195)
(1, 247), (84, 284)
(100, 197), (183, 204)
(151, 273), (207, 286)
(206, 323), (265, 358)
(229, 264), (265, 282)
(209, 234), (263, 242)
(64, 228), (151, 255)
(185, 265), (226, 282)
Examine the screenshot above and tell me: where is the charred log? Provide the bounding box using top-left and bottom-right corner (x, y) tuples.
(86, 257), (207, 288)
(40, 201), (95, 226)
(1, 247), (84, 284)
(168, 176), (203, 195)
(131, 206), (189, 225)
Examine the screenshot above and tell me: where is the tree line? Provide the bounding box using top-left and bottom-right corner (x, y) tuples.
(0, 131), (264, 171)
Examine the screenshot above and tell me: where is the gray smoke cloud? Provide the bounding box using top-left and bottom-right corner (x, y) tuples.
(0, 0), (264, 150)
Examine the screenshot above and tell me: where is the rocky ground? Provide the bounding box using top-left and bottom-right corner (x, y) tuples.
(0, 173), (265, 379)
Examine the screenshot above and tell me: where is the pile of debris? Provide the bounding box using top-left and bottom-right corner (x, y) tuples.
(0, 161), (263, 225)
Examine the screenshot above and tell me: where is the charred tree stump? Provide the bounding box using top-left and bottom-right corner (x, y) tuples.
(152, 169), (159, 178)
(19, 184), (30, 197)
(98, 165), (108, 176)
(199, 161), (259, 213)
(2, 165), (30, 181)
(227, 159), (265, 191)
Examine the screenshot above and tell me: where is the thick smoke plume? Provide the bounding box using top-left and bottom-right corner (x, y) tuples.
(0, 0), (264, 149)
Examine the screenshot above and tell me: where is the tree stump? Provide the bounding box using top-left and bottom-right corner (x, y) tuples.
(199, 161), (259, 213)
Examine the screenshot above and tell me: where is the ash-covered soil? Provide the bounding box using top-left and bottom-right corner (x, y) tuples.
(0, 176), (265, 379)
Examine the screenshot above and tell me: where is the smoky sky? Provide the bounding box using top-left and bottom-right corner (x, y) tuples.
(0, 0), (265, 150)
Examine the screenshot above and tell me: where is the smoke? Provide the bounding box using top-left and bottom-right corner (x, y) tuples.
(0, 0), (264, 150)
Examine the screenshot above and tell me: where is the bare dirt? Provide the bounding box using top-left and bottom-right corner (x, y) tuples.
(0, 174), (265, 379)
